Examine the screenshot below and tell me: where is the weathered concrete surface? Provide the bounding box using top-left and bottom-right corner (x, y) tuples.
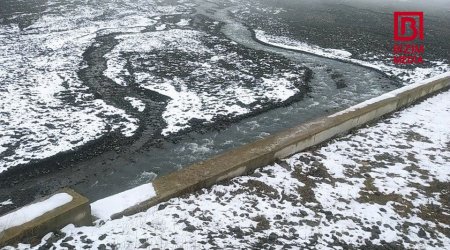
(112, 73), (450, 219)
(0, 189), (91, 247)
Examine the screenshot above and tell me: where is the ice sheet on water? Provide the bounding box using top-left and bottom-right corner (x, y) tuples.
(255, 30), (450, 84)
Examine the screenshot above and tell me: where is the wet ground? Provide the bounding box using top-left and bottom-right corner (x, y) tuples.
(0, 0), (449, 215)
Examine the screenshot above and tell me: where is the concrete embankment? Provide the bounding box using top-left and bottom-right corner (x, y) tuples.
(115, 72), (450, 219)
(0, 189), (91, 247)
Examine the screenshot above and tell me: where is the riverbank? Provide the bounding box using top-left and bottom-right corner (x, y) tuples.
(7, 87), (450, 250)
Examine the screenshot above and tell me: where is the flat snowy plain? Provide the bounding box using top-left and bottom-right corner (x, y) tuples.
(7, 89), (450, 249)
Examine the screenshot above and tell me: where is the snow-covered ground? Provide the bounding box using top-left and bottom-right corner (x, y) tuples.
(9, 89), (450, 249)
(0, 0), (310, 172)
(0, 0), (190, 172)
(105, 27), (308, 135)
(1, 0), (448, 174)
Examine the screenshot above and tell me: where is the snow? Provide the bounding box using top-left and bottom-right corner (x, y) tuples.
(0, 199), (13, 207)
(13, 90), (450, 249)
(255, 30), (353, 59)
(90, 183), (156, 220)
(104, 28), (309, 135)
(4, 0), (439, 174)
(0, 0), (190, 172)
(0, 193), (72, 232)
(125, 97), (146, 112)
(255, 30), (450, 84)
(155, 24), (166, 31)
(176, 18), (190, 26)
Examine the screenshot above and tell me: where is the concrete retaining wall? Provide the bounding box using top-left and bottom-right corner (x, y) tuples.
(0, 189), (91, 247)
(113, 72), (450, 219)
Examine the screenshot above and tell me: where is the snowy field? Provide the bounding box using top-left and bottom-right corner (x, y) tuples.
(7, 89), (450, 249)
(1, 0), (449, 175)
(0, 0), (188, 172)
(0, 0), (311, 173)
